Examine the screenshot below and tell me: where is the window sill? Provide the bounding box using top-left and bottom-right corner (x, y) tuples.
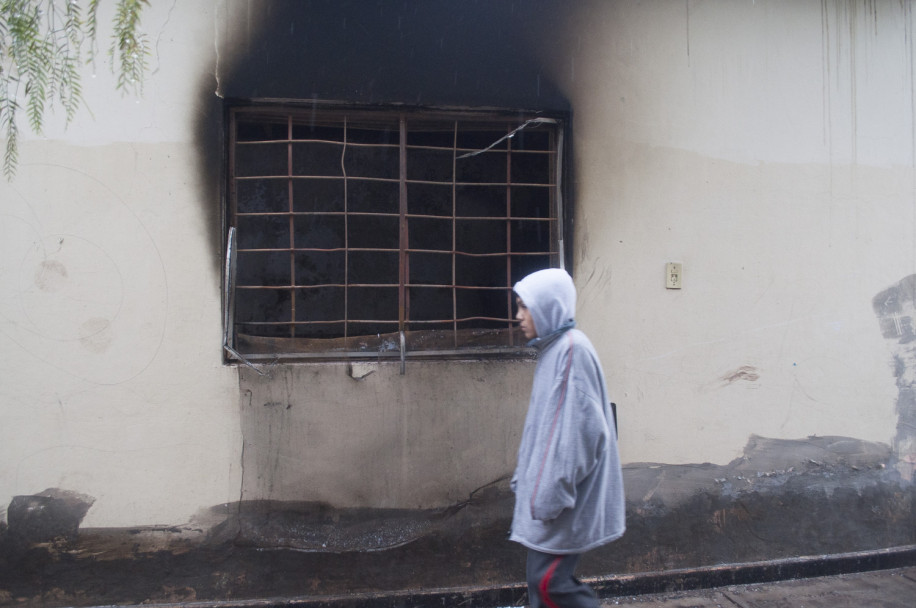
(225, 327), (537, 364)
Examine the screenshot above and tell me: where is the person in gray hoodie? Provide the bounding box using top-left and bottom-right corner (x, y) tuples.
(511, 268), (626, 608)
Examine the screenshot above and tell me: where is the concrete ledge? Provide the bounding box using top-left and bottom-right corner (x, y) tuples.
(590, 544), (916, 596)
(103, 544), (916, 608)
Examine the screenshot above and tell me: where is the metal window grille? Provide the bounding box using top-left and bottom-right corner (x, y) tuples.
(226, 106), (563, 360)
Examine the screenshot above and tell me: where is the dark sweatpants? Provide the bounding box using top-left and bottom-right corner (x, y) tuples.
(526, 549), (599, 608)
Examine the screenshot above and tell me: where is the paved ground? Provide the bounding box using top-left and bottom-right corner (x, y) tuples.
(597, 566), (916, 608)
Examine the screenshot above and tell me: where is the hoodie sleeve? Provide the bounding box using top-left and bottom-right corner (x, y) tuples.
(529, 339), (611, 522)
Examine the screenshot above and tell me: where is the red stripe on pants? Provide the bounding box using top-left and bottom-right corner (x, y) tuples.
(538, 556), (564, 608)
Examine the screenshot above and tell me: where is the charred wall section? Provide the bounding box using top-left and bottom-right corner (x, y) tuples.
(2, 435), (914, 607)
(219, 0), (568, 108)
(195, 0), (572, 273)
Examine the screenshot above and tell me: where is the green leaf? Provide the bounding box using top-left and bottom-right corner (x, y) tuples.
(0, 0), (148, 179)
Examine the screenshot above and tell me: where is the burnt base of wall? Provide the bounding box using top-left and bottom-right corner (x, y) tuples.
(1, 436), (914, 607)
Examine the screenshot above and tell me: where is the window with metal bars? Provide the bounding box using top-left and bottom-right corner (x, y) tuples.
(225, 105), (564, 361)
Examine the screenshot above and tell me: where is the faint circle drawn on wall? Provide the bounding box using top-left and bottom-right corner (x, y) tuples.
(19, 234), (125, 341)
(2, 163), (168, 385)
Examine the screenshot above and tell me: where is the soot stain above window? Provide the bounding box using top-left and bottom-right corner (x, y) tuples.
(206, 1), (575, 361)
(220, 1), (569, 111)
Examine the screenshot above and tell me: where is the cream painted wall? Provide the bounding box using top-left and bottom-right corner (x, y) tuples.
(3, 0), (914, 527)
(0, 2), (242, 527)
(540, 0), (914, 464)
(0, 144), (241, 527)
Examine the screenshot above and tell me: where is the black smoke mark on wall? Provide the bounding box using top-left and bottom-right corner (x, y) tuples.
(194, 0), (572, 275)
(2, 437), (912, 606)
(222, 0), (569, 109)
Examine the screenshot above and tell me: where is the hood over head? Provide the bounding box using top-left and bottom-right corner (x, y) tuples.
(514, 268), (577, 339)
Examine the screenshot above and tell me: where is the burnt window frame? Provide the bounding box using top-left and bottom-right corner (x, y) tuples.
(223, 103), (568, 363)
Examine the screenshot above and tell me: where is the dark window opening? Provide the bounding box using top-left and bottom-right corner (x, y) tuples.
(226, 106), (565, 360)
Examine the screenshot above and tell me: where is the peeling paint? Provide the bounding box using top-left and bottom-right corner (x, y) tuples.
(873, 275), (916, 481)
(720, 365), (761, 385)
(6, 489), (94, 545)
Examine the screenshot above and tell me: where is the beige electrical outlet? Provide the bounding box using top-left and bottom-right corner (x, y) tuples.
(666, 262), (682, 289)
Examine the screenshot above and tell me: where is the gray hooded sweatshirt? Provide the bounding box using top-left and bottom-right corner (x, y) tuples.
(510, 269), (626, 554)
